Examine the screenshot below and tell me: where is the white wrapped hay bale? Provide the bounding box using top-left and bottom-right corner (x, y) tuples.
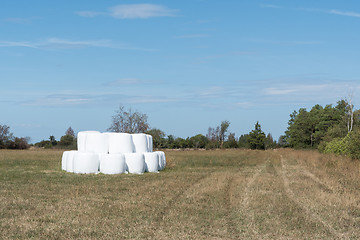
(73, 152), (100, 174)
(105, 132), (134, 154)
(124, 153), (145, 174)
(100, 153), (126, 174)
(77, 131), (100, 152)
(156, 151), (166, 171)
(85, 132), (108, 154)
(132, 133), (149, 153)
(144, 152), (159, 173)
(66, 150), (77, 173)
(146, 134), (153, 152)
(61, 151), (69, 171)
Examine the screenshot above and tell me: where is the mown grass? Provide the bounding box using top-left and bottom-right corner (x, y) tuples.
(1, 149), (360, 239)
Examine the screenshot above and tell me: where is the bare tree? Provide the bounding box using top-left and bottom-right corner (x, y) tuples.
(206, 121), (230, 148)
(108, 105), (149, 133)
(65, 127), (75, 137)
(347, 91), (354, 133)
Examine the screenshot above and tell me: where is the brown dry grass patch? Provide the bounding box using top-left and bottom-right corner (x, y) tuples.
(0, 149), (360, 239)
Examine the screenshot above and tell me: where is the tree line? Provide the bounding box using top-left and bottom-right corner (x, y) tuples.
(2, 99), (359, 159)
(107, 105), (278, 150)
(282, 98), (360, 159)
(0, 125), (29, 149)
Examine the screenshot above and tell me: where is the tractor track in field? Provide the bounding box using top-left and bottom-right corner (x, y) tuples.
(154, 170), (216, 222)
(278, 155), (343, 239)
(238, 161), (268, 237)
(148, 170), (217, 239)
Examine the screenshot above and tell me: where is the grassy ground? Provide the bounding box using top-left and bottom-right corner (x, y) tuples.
(1, 149), (360, 239)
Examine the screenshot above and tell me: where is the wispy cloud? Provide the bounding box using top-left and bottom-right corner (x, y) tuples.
(2, 17), (34, 24)
(175, 34), (210, 39)
(263, 88), (297, 95)
(76, 11), (104, 18)
(104, 78), (164, 87)
(105, 78), (142, 86)
(194, 51), (255, 64)
(246, 38), (323, 46)
(259, 4), (283, 9)
(261, 4), (360, 18)
(327, 9), (360, 18)
(263, 84), (331, 96)
(22, 91), (178, 107)
(0, 38), (158, 51)
(23, 94), (93, 106)
(76, 4), (177, 19)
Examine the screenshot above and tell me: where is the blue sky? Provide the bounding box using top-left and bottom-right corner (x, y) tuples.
(1, 0), (360, 143)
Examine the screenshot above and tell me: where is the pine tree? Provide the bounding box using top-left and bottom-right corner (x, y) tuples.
(247, 121), (266, 150)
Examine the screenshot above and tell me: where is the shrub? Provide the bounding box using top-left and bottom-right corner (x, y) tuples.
(323, 137), (349, 155)
(347, 130), (360, 159)
(323, 130), (360, 160)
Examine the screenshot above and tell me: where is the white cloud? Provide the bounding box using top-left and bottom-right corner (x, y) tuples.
(110, 4), (176, 19)
(263, 84), (330, 96)
(259, 4), (283, 9)
(245, 38), (323, 46)
(77, 4), (177, 19)
(327, 9), (360, 18)
(127, 96), (178, 104)
(198, 86), (224, 97)
(105, 78), (141, 86)
(76, 11), (104, 17)
(175, 34), (210, 39)
(0, 41), (38, 48)
(24, 94), (92, 106)
(263, 88), (297, 95)
(262, 4), (360, 19)
(0, 38), (157, 51)
(3, 17), (32, 24)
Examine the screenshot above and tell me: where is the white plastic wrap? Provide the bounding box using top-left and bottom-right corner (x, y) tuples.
(66, 150), (77, 173)
(65, 131), (165, 174)
(146, 134), (153, 152)
(73, 152), (100, 174)
(77, 131), (100, 152)
(144, 152), (159, 173)
(61, 151), (69, 171)
(132, 133), (149, 153)
(100, 153), (126, 174)
(156, 151), (166, 171)
(105, 132), (134, 154)
(124, 153), (145, 174)
(85, 132), (108, 154)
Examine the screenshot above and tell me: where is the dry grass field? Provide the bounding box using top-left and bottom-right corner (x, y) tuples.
(1, 149), (360, 239)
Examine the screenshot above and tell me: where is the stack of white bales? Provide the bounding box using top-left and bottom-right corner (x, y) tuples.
(61, 131), (166, 174)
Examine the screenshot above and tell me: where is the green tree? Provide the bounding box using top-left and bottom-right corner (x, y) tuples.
(0, 125), (12, 149)
(59, 135), (75, 147)
(166, 135), (176, 148)
(224, 132), (238, 148)
(50, 136), (57, 146)
(8, 137), (29, 149)
(265, 133), (277, 149)
(146, 128), (166, 148)
(220, 120), (230, 148)
(238, 134), (250, 148)
(286, 104), (344, 148)
(189, 134), (208, 148)
(247, 122), (266, 150)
